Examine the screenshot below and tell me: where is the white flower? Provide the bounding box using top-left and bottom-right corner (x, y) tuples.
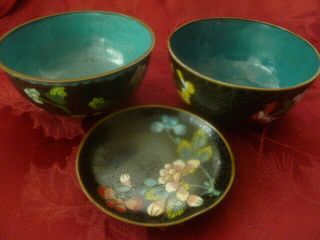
(24, 88), (43, 104)
(165, 182), (179, 192)
(176, 187), (189, 201)
(186, 195), (204, 207)
(172, 159), (186, 172)
(147, 200), (165, 217)
(257, 111), (275, 123)
(120, 173), (132, 188)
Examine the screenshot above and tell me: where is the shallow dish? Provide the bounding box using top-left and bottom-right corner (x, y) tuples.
(169, 18), (320, 125)
(77, 105), (235, 226)
(0, 11), (155, 116)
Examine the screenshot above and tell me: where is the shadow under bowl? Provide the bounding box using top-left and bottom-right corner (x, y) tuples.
(169, 18), (320, 125)
(0, 11), (155, 117)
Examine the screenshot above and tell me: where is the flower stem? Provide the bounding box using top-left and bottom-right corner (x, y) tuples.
(198, 165), (221, 195)
(165, 129), (179, 144)
(199, 165), (214, 185)
(189, 184), (221, 196)
(41, 98), (72, 115)
(189, 184), (208, 190)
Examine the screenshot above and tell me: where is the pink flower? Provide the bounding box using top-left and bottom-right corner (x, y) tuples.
(256, 110), (276, 123)
(157, 159), (203, 206)
(186, 195), (204, 207)
(124, 196), (144, 211)
(251, 102), (278, 123)
(97, 185), (127, 213)
(158, 159), (200, 185)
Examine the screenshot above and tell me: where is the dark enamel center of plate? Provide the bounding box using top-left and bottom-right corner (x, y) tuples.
(78, 107), (233, 225)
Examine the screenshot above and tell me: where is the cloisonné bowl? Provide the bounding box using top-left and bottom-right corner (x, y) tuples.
(77, 105), (235, 226)
(0, 11), (155, 117)
(169, 18), (320, 125)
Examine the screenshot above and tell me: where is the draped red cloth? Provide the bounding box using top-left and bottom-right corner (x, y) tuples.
(0, 0), (319, 239)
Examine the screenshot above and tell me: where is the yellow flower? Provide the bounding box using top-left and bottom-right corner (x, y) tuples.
(176, 69), (195, 105)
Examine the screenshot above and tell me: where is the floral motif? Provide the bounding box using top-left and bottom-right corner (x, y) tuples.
(97, 116), (220, 219)
(144, 157), (205, 219)
(252, 90), (309, 124)
(252, 102), (278, 123)
(98, 186), (127, 213)
(23, 86), (71, 115)
(98, 174), (144, 213)
(24, 88), (43, 104)
(88, 97), (108, 110)
(151, 115), (186, 137)
(46, 87), (67, 105)
(120, 173), (132, 188)
(176, 69), (195, 105)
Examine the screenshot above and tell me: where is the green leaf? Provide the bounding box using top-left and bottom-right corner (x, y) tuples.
(177, 140), (193, 160)
(145, 187), (168, 201)
(208, 187), (221, 196)
(196, 146), (213, 162)
(88, 97), (108, 110)
(166, 196), (186, 219)
(203, 181), (210, 187)
(47, 87), (67, 105)
(144, 178), (158, 187)
(192, 129), (208, 150)
(117, 186), (131, 192)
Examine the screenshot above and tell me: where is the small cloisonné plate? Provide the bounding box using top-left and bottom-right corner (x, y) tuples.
(76, 105), (235, 226)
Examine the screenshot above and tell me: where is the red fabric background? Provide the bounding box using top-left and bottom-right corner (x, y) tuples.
(0, 0), (320, 239)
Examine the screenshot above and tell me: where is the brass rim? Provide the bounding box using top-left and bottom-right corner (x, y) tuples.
(0, 11), (155, 83)
(168, 17), (320, 92)
(76, 105), (236, 227)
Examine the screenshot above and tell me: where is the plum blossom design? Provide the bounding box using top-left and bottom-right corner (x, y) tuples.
(145, 159), (204, 218)
(23, 87), (71, 115)
(96, 116), (220, 219)
(252, 90), (309, 124)
(252, 102), (278, 123)
(144, 157), (216, 218)
(145, 118), (220, 219)
(98, 173), (144, 213)
(151, 115), (186, 143)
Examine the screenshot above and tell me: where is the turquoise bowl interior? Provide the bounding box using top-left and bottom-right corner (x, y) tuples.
(0, 12), (154, 81)
(170, 18), (320, 89)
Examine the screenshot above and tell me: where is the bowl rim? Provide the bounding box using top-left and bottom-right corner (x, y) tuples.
(168, 17), (320, 92)
(0, 10), (156, 83)
(76, 104), (236, 227)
